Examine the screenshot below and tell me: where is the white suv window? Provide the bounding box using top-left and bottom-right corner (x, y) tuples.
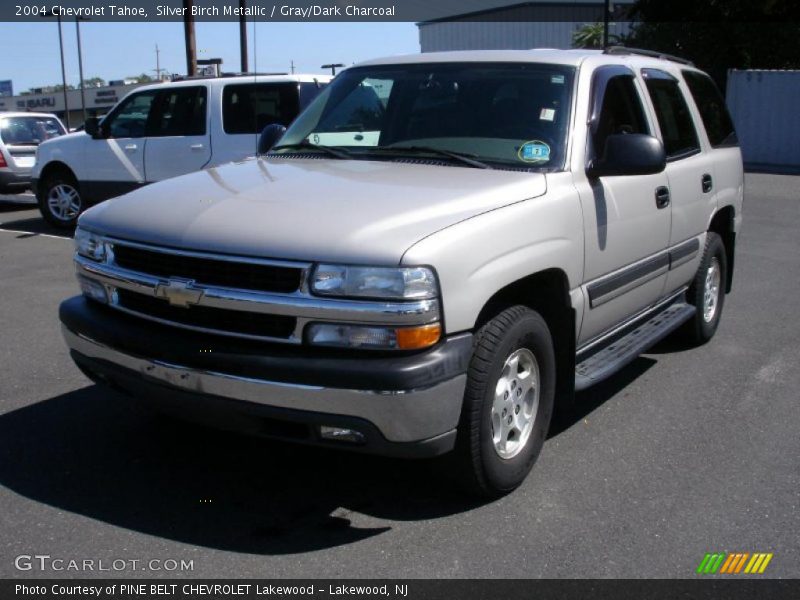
(104, 91), (158, 138)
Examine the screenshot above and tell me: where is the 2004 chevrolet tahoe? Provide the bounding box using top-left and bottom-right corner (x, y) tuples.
(59, 48), (743, 496)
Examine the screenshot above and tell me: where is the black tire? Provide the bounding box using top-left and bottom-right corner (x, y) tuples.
(38, 170), (83, 229)
(452, 305), (556, 497)
(684, 232), (727, 344)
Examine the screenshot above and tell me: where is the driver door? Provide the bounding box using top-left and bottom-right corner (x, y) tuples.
(576, 67), (672, 344)
(86, 90), (157, 201)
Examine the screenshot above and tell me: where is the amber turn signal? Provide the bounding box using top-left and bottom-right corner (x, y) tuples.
(395, 323), (442, 350)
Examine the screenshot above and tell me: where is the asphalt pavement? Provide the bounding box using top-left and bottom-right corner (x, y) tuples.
(0, 176), (797, 578)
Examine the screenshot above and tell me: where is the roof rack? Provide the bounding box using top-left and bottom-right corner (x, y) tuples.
(170, 72), (289, 82)
(603, 46), (694, 66)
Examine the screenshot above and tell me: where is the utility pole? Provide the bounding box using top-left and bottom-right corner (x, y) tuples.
(603, 0), (610, 48)
(321, 63), (344, 76)
(153, 44), (165, 80)
(40, 10), (70, 127)
(75, 17), (88, 124)
(290, 60), (295, 74)
(55, 14), (70, 129)
(183, 0), (197, 77)
(239, 0), (248, 73)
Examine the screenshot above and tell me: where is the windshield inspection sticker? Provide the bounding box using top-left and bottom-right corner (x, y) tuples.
(539, 108), (556, 121)
(518, 140), (551, 163)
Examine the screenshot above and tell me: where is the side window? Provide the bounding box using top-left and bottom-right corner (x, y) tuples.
(104, 91), (158, 138)
(593, 75), (650, 158)
(299, 81), (327, 110)
(682, 71), (737, 147)
(642, 70), (700, 159)
(149, 86), (207, 137)
(222, 83), (301, 134)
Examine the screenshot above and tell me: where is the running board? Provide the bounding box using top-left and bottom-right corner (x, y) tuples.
(575, 302), (696, 391)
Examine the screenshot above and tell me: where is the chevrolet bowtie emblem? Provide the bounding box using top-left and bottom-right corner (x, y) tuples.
(155, 279), (204, 308)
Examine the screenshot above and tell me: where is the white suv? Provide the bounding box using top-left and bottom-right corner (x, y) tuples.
(32, 74), (331, 227)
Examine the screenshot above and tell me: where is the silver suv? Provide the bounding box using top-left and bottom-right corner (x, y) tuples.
(59, 48), (743, 496)
(0, 112), (66, 194)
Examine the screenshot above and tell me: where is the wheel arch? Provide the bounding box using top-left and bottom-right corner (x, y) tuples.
(708, 204), (736, 293)
(37, 161), (79, 197)
(474, 268), (576, 407)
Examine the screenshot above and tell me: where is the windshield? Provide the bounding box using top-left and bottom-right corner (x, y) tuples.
(276, 62), (575, 170)
(0, 116), (66, 146)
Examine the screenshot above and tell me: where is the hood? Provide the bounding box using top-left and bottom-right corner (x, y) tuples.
(80, 157), (547, 265)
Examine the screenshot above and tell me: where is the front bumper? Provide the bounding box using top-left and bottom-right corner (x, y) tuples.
(60, 297), (471, 457)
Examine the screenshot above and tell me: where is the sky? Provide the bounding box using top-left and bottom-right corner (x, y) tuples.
(0, 21), (421, 94)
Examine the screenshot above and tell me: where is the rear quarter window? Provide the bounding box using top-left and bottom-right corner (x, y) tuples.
(222, 83), (301, 134)
(682, 71), (738, 148)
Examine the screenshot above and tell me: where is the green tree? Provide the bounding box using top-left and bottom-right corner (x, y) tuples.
(572, 22), (619, 49)
(128, 73), (154, 83)
(623, 0), (800, 90)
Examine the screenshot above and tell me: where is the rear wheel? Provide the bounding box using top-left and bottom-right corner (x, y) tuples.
(684, 232), (727, 344)
(38, 171), (83, 228)
(453, 305), (555, 497)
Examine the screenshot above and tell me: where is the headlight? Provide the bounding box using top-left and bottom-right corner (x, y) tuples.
(306, 322), (441, 350)
(74, 227), (106, 262)
(311, 265), (437, 300)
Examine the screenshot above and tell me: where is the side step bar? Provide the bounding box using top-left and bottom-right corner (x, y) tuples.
(575, 300), (696, 391)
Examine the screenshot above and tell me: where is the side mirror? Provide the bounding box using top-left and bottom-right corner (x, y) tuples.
(587, 133), (666, 178)
(83, 117), (101, 138)
(258, 124), (286, 155)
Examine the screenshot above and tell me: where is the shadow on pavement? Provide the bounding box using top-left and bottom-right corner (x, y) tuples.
(0, 352), (659, 553)
(0, 198), (37, 214)
(549, 356), (657, 438)
(0, 385), (484, 555)
(0, 215), (71, 237)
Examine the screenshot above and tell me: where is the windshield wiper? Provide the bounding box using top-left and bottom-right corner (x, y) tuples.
(271, 141), (353, 159)
(369, 145), (493, 170)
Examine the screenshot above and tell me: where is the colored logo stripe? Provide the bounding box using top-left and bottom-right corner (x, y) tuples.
(697, 552), (773, 574)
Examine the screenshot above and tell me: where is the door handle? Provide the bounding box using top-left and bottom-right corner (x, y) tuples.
(702, 173), (713, 193)
(124, 144), (137, 151)
(655, 186), (671, 209)
(190, 143), (204, 151)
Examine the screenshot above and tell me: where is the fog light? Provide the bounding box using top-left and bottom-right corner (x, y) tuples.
(78, 276), (108, 304)
(319, 426), (365, 444)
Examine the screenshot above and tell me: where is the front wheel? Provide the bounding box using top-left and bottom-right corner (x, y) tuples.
(38, 172), (83, 229)
(453, 305), (555, 497)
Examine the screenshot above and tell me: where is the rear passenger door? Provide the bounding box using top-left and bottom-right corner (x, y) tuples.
(641, 69), (716, 295)
(143, 86), (210, 182)
(214, 83), (301, 164)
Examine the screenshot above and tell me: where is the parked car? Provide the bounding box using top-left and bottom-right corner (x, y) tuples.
(0, 112), (66, 194)
(31, 74), (331, 227)
(59, 48), (742, 496)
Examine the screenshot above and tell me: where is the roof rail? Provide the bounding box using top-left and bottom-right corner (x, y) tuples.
(170, 72), (290, 82)
(604, 46), (694, 66)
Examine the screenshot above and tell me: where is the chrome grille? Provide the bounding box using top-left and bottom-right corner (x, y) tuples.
(112, 243), (302, 294)
(115, 289), (296, 340)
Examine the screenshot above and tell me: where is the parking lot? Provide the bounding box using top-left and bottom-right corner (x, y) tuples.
(0, 174), (798, 579)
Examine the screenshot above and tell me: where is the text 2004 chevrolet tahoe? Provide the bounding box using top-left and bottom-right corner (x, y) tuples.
(60, 48), (743, 496)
